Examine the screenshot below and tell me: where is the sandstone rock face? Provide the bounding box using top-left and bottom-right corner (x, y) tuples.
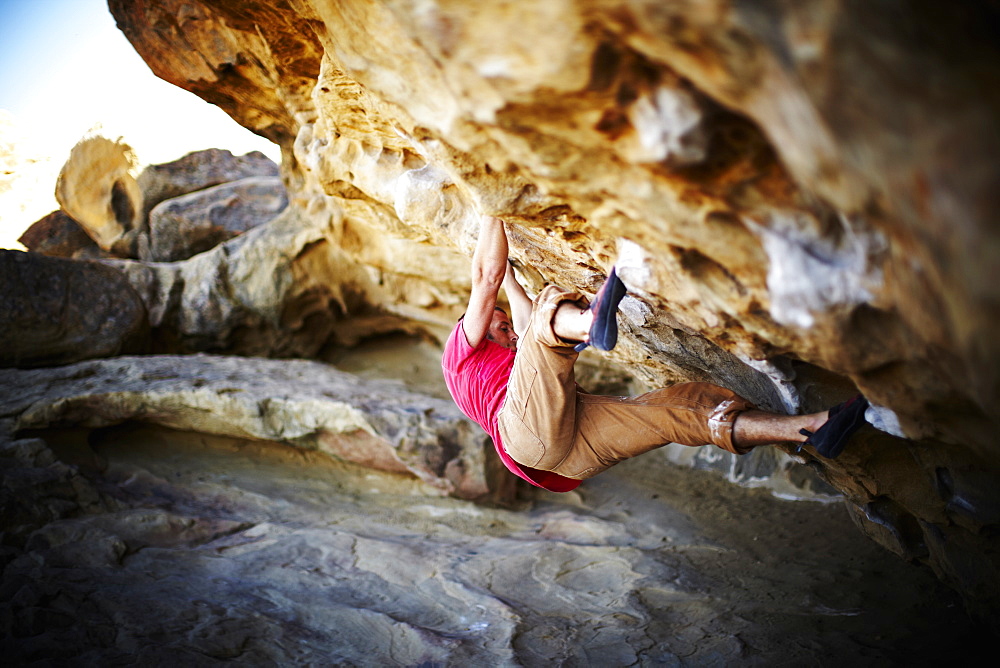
(148, 176), (288, 261)
(54, 136), (143, 256)
(100, 0), (1000, 619)
(0, 250), (148, 368)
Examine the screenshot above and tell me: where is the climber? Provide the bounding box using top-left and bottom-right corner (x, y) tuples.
(441, 216), (869, 492)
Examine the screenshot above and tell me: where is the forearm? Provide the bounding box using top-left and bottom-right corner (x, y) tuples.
(462, 215), (508, 347)
(471, 216), (508, 289)
(503, 260), (533, 337)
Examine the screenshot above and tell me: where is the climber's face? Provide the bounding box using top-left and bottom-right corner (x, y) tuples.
(487, 310), (518, 350)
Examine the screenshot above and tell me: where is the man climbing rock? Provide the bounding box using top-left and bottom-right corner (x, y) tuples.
(442, 216), (868, 492)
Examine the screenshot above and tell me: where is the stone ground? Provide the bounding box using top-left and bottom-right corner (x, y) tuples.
(1, 418), (989, 666)
(2, 337), (994, 664)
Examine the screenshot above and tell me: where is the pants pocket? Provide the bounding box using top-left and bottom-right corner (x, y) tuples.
(506, 361), (536, 419)
(498, 409), (546, 468)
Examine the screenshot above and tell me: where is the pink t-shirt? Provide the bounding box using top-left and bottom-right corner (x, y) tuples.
(441, 320), (581, 493)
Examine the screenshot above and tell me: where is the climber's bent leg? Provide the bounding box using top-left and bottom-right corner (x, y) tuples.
(497, 284), (589, 471)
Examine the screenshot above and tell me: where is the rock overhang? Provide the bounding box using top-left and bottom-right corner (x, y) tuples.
(29, 0), (990, 621)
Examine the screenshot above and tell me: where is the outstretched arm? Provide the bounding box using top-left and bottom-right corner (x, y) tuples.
(462, 216), (508, 348)
(503, 259), (533, 338)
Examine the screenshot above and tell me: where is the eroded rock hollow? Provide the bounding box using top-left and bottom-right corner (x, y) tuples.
(3, 0), (998, 653)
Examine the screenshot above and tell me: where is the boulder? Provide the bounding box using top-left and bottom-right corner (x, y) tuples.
(136, 148), (280, 223)
(109, 201), (470, 358)
(18, 210), (108, 259)
(0, 354), (496, 499)
(148, 176), (288, 261)
(0, 250), (148, 368)
(54, 136), (143, 257)
(49, 145), (282, 261)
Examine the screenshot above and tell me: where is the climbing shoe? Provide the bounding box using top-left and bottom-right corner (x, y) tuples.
(574, 268), (627, 352)
(799, 394), (870, 459)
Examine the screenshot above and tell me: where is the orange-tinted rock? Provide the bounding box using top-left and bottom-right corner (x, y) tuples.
(54, 136), (143, 256)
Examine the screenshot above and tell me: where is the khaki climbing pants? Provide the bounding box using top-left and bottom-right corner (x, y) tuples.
(497, 285), (755, 480)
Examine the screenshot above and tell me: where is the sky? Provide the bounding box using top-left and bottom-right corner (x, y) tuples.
(0, 0), (281, 248)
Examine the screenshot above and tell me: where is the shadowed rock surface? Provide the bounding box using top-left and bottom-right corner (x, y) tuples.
(135, 148), (280, 224)
(17, 210), (107, 260)
(0, 251), (149, 369)
(148, 176), (288, 261)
